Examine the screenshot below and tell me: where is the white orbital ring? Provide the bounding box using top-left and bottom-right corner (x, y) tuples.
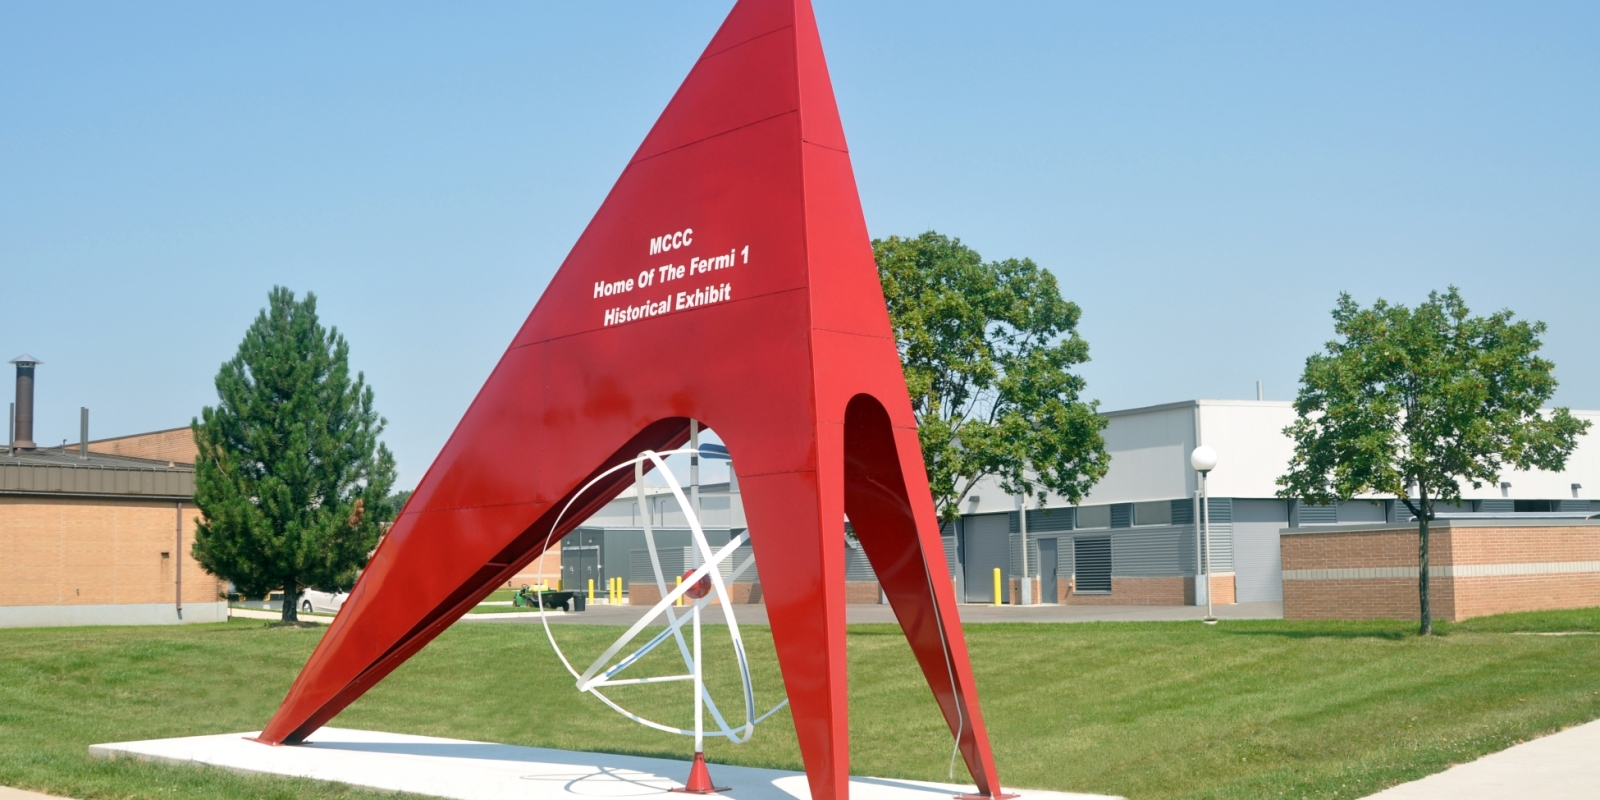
(536, 447), (789, 743)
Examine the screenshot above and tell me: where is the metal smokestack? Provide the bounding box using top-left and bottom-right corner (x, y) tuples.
(9, 355), (41, 451)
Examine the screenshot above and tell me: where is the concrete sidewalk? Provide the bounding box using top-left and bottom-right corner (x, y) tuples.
(1361, 718), (1600, 799)
(0, 788), (70, 800)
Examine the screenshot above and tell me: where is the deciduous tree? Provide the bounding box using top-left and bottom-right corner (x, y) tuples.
(1277, 287), (1588, 634)
(875, 231), (1109, 522)
(192, 287), (397, 623)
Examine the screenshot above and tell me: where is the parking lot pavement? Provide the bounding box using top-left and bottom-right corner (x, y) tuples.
(228, 607), (331, 624)
(479, 601), (1284, 627)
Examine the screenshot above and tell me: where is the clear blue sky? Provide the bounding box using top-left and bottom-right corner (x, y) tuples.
(4, 1), (1596, 488)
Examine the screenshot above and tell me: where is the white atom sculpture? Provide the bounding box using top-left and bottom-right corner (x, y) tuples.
(537, 447), (789, 752)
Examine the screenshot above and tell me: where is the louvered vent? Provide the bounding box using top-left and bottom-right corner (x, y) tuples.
(1009, 507), (1074, 533)
(1171, 499), (1194, 525)
(1073, 537), (1112, 594)
(1297, 502), (1337, 525)
(1110, 504), (1132, 528)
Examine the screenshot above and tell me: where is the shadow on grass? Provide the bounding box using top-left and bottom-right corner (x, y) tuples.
(1217, 624), (1415, 641)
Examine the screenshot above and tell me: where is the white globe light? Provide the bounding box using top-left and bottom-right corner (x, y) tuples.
(1190, 445), (1219, 473)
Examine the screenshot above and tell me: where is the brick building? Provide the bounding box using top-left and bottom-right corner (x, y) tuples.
(0, 439), (227, 627)
(2, 355), (226, 627)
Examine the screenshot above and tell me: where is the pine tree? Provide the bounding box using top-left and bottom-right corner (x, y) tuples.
(192, 287), (397, 623)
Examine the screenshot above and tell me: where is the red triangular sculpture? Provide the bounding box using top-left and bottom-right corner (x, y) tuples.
(259, 2), (1008, 799)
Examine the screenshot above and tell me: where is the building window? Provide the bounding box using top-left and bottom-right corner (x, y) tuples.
(1076, 505), (1111, 529)
(1133, 501), (1171, 526)
(1514, 500), (1556, 513)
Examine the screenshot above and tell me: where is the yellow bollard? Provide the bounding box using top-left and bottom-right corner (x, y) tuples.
(675, 575), (683, 606)
(993, 567), (1002, 606)
(588, 578), (595, 605)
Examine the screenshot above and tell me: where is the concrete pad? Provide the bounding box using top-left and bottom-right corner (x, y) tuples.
(90, 728), (1120, 800)
(1362, 718), (1600, 799)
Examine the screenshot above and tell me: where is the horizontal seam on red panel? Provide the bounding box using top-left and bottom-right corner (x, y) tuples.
(700, 24), (795, 61)
(801, 139), (849, 155)
(809, 326), (893, 341)
(629, 109), (799, 166)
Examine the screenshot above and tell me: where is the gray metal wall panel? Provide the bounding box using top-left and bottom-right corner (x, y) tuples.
(1294, 502), (1337, 525)
(1110, 526), (1188, 576)
(1172, 499), (1194, 526)
(1337, 500), (1387, 522)
(1204, 498), (1234, 573)
(941, 520), (961, 598)
(845, 542), (878, 582)
(629, 547), (691, 585)
(1007, 507), (1073, 580)
(0, 463), (194, 498)
(963, 513), (1010, 603)
(1009, 508), (1073, 533)
(1232, 499), (1287, 602)
(1034, 535), (1070, 591)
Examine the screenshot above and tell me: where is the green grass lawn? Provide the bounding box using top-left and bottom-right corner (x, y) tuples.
(2, 610), (1598, 800)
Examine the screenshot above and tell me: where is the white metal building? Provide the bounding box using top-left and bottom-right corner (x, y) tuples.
(565, 401), (1600, 606)
(956, 400), (1600, 605)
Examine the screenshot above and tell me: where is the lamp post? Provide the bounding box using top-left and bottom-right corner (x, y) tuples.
(1017, 493), (1031, 605)
(1190, 445), (1219, 625)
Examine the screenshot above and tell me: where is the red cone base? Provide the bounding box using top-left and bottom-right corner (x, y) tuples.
(670, 751), (730, 795)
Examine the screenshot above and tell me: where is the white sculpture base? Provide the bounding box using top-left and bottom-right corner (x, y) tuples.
(90, 728), (1120, 800)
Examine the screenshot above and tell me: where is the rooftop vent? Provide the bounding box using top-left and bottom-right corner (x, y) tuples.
(9, 354), (41, 451)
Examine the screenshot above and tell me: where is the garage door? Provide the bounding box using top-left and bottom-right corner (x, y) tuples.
(963, 513), (1010, 603)
(1232, 500), (1288, 602)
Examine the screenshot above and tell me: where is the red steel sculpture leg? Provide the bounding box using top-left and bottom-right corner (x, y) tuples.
(257, 2), (1010, 799)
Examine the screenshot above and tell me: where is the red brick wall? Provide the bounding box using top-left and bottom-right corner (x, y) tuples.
(1007, 576), (1200, 606)
(84, 428), (199, 465)
(1281, 523), (1600, 622)
(1283, 577), (1447, 621)
(1452, 574), (1600, 619)
(0, 496), (225, 607)
(1050, 576), (1188, 606)
(1210, 573), (1236, 605)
